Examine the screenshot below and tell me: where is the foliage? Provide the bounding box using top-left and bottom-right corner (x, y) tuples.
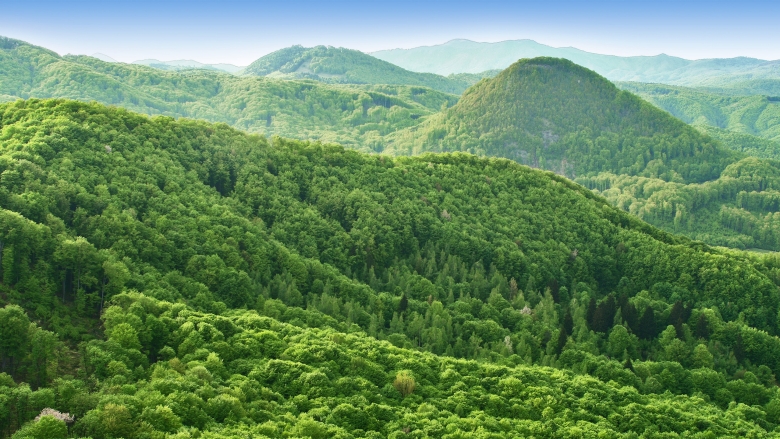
(0, 99), (780, 436)
(619, 81), (780, 144)
(577, 156), (780, 250)
(3, 293), (778, 438)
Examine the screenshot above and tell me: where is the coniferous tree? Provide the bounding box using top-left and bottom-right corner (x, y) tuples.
(563, 310), (574, 336)
(548, 279), (560, 303)
(593, 296), (616, 333)
(586, 298), (597, 330)
(695, 314), (710, 339)
(638, 306), (657, 340)
(555, 328), (568, 355)
(399, 293), (409, 314)
(668, 301), (684, 325)
(621, 302), (639, 333)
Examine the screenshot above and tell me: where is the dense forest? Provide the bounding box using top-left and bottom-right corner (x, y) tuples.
(3, 99), (780, 436)
(576, 156), (780, 250)
(619, 82), (780, 144)
(383, 57), (780, 250)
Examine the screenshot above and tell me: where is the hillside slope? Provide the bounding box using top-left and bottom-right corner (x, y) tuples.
(2, 101), (780, 437)
(4, 292), (773, 438)
(372, 39), (780, 90)
(386, 57), (780, 251)
(619, 82), (780, 144)
(241, 45), (473, 94)
(388, 57), (736, 183)
(0, 36), (456, 150)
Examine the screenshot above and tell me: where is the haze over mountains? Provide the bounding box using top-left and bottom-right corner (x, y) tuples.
(89, 52), (245, 74)
(373, 38), (780, 93)
(132, 59), (245, 74)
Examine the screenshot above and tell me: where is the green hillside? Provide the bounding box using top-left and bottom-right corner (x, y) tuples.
(386, 57), (780, 251)
(7, 33), (780, 252)
(695, 125), (780, 160)
(576, 157), (780, 250)
(388, 57), (736, 183)
(241, 45), (473, 94)
(0, 36), (457, 150)
(3, 99), (780, 436)
(618, 82), (780, 144)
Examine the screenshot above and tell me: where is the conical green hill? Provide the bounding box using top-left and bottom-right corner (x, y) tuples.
(389, 57), (736, 183)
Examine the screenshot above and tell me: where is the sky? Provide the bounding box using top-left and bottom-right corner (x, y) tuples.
(1, 0), (778, 65)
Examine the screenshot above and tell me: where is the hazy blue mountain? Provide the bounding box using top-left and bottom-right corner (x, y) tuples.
(132, 58), (245, 73)
(90, 52), (118, 63)
(372, 39), (780, 91)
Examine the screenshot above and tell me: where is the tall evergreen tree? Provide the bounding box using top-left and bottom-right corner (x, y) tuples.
(563, 310), (574, 336)
(695, 314), (710, 340)
(638, 306), (657, 340)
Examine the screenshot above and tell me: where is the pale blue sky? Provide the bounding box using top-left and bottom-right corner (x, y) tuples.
(1, 0), (778, 65)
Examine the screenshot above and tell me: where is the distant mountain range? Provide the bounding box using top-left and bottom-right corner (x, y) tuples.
(132, 59), (245, 73)
(372, 39), (780, 93)
(87, 52), (245, 73)
(0, 36), (457, 150)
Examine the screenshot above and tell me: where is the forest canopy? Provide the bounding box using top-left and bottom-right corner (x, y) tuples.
(1, 99), (780, 436)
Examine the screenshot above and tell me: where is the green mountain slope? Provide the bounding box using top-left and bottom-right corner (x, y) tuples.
(372, 39), (780, 91)
(3, 100), (780, 436)
(619, 82), (780, 144)
(388, 57), (736, 183)
(0, 36), (456, 150)
(241, 45), (473, 94)
(386, 57), (780, 251)
(695, 125), (780, 160)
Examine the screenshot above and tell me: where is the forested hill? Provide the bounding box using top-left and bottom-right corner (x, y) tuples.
(0, 36), (457, 149)
(388, 57), (737, 183)
(618, 82), (780, 145)
(3, 99), (780, 436)
(240, 45), (475, 94)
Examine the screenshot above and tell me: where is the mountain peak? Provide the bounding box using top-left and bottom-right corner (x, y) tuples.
(390, 56), (732, 182)
(241, 45), (473, 93)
